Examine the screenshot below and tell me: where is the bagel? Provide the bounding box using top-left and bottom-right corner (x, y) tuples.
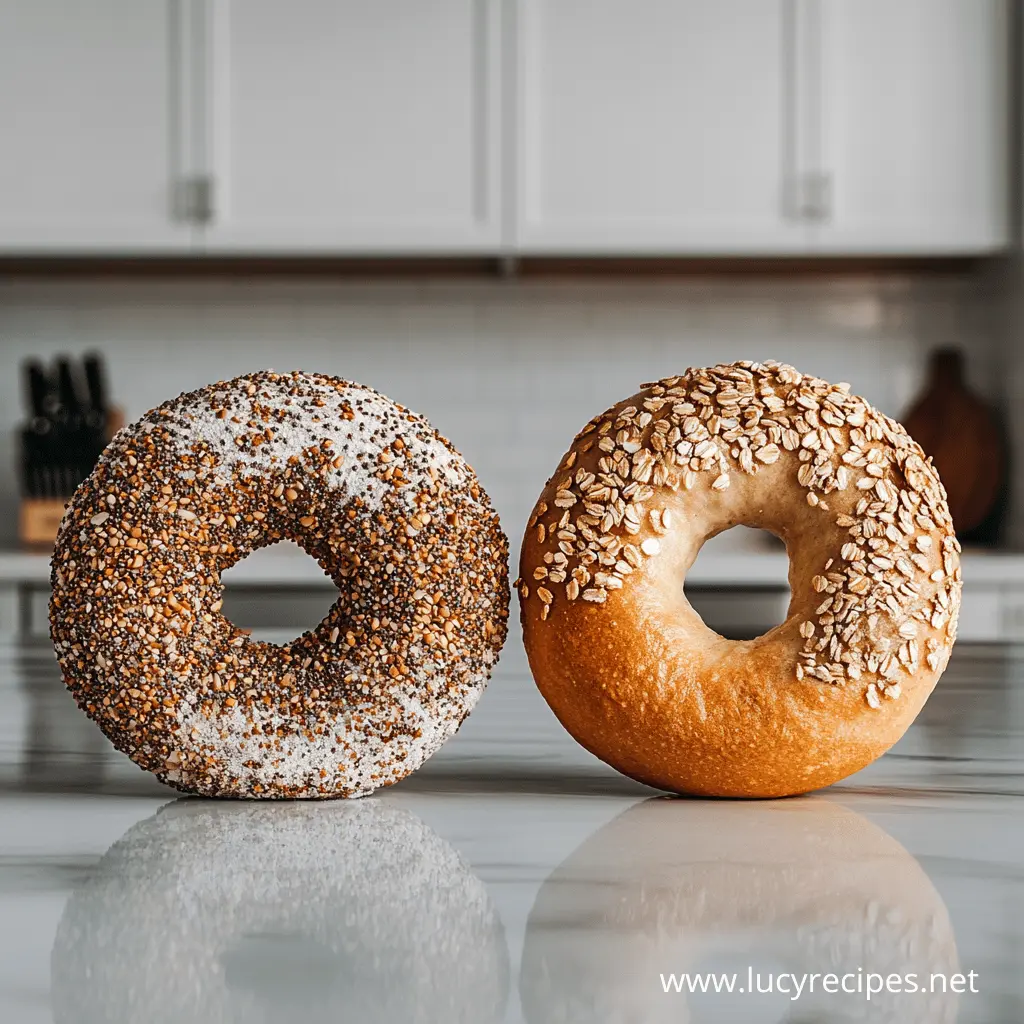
(521, 798), (958, 1023)
(51, 799), (509, 1024)
(50, 370), (509, 798)
(518, 361), (960, 797)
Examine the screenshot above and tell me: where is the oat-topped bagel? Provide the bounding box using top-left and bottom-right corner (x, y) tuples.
(519, 360), (960, 798)
(50, 370), (509, 798)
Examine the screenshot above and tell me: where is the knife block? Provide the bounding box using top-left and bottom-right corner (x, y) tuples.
(19, 499), (69, 548)
(18, 406), (124, 549)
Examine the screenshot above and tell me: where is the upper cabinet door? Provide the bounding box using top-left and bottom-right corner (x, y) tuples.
(813, 0), (1009, 254)
(0, 0), (191, 252)
(201, 0), (502, 253)
(514, 0), (804, 255)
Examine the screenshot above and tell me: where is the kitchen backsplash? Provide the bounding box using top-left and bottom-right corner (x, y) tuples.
(0, 272), (1006, 551)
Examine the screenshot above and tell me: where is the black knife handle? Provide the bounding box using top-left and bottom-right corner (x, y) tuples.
(82, 352), (109, 431)
(23, 360), (50, 421)
(55, 357), (81, 422)
(82, 352), (107, 411)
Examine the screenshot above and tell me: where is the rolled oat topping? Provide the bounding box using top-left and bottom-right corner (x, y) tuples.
(522, 360), (960, 708)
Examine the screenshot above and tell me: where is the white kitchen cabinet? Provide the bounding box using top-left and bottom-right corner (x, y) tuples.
(812, 0), (1009, 254)
(513, 0), (1008, 257)
(0, 0), (193, 252)
(199, 0), (502, 253)
(514, 0), (806, 254)
(0, 0), (1009, 258)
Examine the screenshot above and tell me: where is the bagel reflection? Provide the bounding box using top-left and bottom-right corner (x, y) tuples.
(51, 799), (509, 1024)
(521, 798), (957, 1023)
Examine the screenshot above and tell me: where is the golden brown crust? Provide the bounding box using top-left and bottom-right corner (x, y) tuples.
(518, 361), (960, 797)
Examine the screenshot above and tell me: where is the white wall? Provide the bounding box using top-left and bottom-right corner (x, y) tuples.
(0, 271), (1000, 557)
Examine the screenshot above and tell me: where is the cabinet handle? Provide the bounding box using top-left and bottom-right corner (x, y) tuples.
(794, 170), (832, 222)
(175, 175), (215, 225)
(784, 0), (831, 224)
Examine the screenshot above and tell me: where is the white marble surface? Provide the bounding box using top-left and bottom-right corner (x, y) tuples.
(1, 636), (1023, 1022)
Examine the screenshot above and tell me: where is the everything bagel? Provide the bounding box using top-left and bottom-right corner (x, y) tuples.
(50, 370), (509, 798)
(519, 361), (960, 797)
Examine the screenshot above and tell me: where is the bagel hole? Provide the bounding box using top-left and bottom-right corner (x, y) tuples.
(220, 540), (339, 646)
(684, 526), (790, 640)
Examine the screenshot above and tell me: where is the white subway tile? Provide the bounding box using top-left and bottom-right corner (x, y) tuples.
(0, 273), (998, 555)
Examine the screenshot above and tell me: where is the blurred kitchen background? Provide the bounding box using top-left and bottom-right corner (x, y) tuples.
(2, 0), (1024, 655)
(9, 8), (1024, 1021)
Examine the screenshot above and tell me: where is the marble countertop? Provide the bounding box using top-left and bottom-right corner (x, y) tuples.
(1, 636), (1023, 1023)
